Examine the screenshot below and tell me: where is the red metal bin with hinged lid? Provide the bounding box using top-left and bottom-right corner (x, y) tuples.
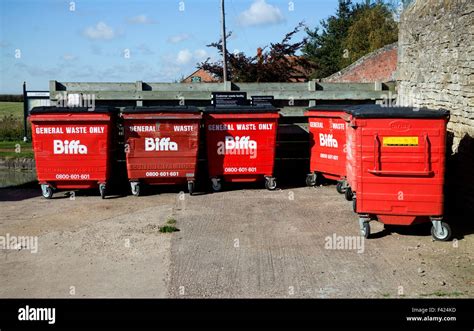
(204, 105), (280, 191)
(29, 106), (116, 199)
(342, 105), (451, 241)
(121, 106), (202, 196)
(305, 105), (349, 193)
(342, 110), (359, 204)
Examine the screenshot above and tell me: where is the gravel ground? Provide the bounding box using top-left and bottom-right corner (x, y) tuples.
(0, 184), (472, 298)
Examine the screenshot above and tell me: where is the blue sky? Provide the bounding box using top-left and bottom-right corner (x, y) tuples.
(0, 0), (341, 93)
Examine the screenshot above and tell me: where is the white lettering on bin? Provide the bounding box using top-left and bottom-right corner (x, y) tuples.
(144, 137), (178, 151)
(53, 140), (88, 154)
(217, 136), (257, 159)
(319, 133), (338, 148)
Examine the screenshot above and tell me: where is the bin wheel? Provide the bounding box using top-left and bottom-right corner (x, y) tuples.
(211, 178), (222, 192)
(352, 198), (357, 213)
(306, 173), (317, 187)
(431, 221), (451, 241)
(345, 187), (353, 201)
(265, 177), (277, 191)
(99, 184), (106, 199)
(131, 182), (140, 197)
(41, 184), (53, 199)
(359, 218), (370, 239)
(336, 181), (346, 194)
(187, 181), (195, 195)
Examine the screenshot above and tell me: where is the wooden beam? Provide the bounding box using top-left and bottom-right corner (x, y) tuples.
(52, 81), (396, 93)
(49, 90), (393, 101)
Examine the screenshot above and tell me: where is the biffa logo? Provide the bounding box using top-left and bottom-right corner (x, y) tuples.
(53, 140), (88, 154)
(145, 137), (178, 151)
(217, 136), (257, 159)
(319, 133), (338, 148)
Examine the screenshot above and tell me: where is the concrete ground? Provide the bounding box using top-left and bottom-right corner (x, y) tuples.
(0, 184), (472, 298)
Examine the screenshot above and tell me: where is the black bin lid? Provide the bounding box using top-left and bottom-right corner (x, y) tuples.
(30, 106), (116, 114)
(306, 105), (353, 112)
(122, 106), (200, 114)
(344, 105), (449, 119)
(203, 105), (279, 114)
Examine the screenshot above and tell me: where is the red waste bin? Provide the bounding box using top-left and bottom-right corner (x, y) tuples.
(343, 105), (451, 241)
(342, 110), (359, 203)
(121, 106), (201, 195)
(204, 106), (280, 191)
(305, 105), (349, 193)
(29, 106), (115, 199)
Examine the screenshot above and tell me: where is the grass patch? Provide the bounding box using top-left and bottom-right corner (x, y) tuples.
(0, 141), (34, 159)
(159, 225), (180, 233)
(0, 102), (24, 119)
(0, 102), (29, 141)
(159, 218), (179, 233)
(0, 114), (29, 141)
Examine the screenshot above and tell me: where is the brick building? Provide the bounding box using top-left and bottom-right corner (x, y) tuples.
(323, 43), (398, 83)
(182, 68), (220, 83)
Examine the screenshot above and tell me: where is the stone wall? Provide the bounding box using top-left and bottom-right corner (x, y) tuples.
(0, 157), (35, 171)
(324, 43), (398, 83)
(397, 0), (474, 217)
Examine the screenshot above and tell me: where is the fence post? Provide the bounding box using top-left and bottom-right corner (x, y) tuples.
(308, 79), (317, 107)
(136, 81), (143, 106)
(22, 82), (28, 142)
(49, 80), (58, 106)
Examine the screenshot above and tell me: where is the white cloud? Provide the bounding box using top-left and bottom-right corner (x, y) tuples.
(194, 49), (208, 59)
(83, 22), (116, 40)
(176, 49), (193, 65)
(174, 49), (208, 65)
(167, 33), (191, 44)
(63, 54), (77, 61)
(127, 14), (156, 24)
(238, 0), (285, 27)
